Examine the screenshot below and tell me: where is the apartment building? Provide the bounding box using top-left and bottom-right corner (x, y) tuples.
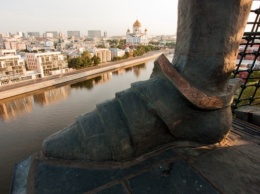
(92, 48), (111, 63)
(110, 48), (125, 59)
(25, 52), (68, 77)
(44, 31), (58, 38)
(0, 49), (16, 56)
(4, 41), (26, 50)
(27, 32), (40, 38)
(104, 31), (108, 38)
(0, 50), (26, 85)
(88, 30), (101, 38)
(4, 42), (16, 50)
(67, 31), (80, 38)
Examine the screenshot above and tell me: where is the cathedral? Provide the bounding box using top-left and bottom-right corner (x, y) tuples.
(126, 20), (148, 46)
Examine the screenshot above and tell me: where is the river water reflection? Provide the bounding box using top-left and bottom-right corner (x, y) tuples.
(0, 54), (173, 192)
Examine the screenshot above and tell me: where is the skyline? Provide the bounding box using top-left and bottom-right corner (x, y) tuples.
(1, 0), (178, 36)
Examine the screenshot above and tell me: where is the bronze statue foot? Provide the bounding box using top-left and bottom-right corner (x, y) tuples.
(42, 0), (252, 161)
(42, 55), (242, 161)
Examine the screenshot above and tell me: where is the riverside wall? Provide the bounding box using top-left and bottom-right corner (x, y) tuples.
(0, 52), (167, 100)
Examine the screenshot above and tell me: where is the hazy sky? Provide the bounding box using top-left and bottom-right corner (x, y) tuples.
(0, 0), (178, 36)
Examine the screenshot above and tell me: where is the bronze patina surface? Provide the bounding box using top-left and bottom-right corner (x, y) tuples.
(42, 0), (252, 161)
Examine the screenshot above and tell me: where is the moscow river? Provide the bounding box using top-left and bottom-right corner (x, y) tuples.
(0, 54), (173, 193)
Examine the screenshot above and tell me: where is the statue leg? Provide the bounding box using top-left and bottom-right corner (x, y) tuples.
(42, 0), (252, 161)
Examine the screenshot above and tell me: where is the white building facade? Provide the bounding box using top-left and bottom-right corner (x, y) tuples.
(110, 48), (125, 59)
(25, 52), (68, 78)
(126, 20), (148, 46)
(0, 50), (26, 85)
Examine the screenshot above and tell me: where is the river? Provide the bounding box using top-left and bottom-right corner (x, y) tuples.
(0, 54), (173, 193)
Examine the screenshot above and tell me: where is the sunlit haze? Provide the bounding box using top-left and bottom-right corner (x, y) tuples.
(0, 0), (178, 36)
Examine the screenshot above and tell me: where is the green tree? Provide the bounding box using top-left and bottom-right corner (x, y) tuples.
(166, 42), (176, 48)
(112, 56), (121, 61)
(149, 41), (159, 45)
(81, 51), (92, 67)
(108, 39), (119, 47)
(68, 51), (91, 69)
(91, 55), (101, 65)
(68, 57), (81, 69)
(133, 50), (139, 57)
(123, 52), (129, 59)
(117, 39), (126, 49)
(81, 51), (91, 59)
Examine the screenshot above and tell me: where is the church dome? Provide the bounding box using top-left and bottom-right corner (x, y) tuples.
(133, 20), (141, 27)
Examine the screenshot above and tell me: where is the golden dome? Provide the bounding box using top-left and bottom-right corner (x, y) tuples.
(133, 20), (141, 27)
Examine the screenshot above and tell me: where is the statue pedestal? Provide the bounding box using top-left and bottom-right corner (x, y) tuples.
(11, 130), (260, 194)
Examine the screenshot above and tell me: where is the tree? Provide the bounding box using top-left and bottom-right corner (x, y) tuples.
(91, 55), (101, 65)
(117, 39), (126, 49)
(81, 51), (92, 67)
(148, 41), (159, 45)
(81, 51), (91, 59)
(68, 51), (100, 69)
(107, 39), (119, 48)
(68, 58), (81, 69)
(166, 42), (176, 48)
(123, 52), (129, 59)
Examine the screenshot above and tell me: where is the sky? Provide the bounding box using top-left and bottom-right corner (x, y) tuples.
(0, 0), (178, 36)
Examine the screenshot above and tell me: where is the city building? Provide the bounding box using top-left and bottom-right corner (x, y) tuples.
(27, 32), (40, 38)
(0, 34), (7, 39)
(236, 44), (260, 71)
(126, 20), (148, 46)
(0, 50), (16, 56)
(45, 40), (54, 47)
(44, 31), (58, 38)
(17, 32), (23, 37)
(25, 52), (68, 77)
(4, 42), (17, 50)
(91, 48), (111, 63)
(67, 31), (81, 38)
(16, 42), (27, 50)
(4, 41), (26, 50)
(44, 33), (54, 38)
(0, 50), (26, 85)
(110, 48), (125, 59)
(104, 31), (107, 38)
(88, 30), (102, 38)
(56, 42), (66, 51)
(26, 45), (40, 52)
(58, 31), (65, 39)
(6, 32), (11, 37)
